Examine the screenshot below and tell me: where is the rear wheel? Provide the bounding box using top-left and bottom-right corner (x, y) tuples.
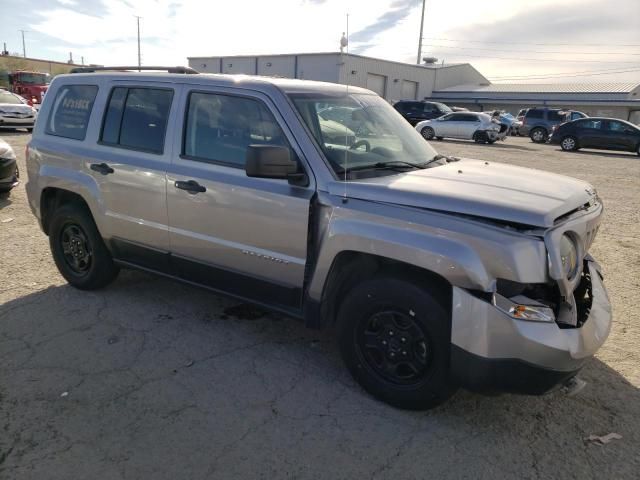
(561, 136), (578, 151)
(421, 126), (435, 140)
(0, 165), (18, 194)
(49, 203), (119, 290)
(338, 276), (456, 410)
(530, 127), (547, 143)
(473, 131), (488, 144)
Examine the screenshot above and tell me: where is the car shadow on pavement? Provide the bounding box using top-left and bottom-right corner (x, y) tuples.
(0, 193), (12, 210)
(435, 138), (537, 152)
(553, 148), (639, 160)
(1, 276), (639, 478)
(0, 129), (31, 137)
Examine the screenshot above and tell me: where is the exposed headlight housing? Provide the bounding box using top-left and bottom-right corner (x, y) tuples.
(493, 293), (555, 323)
(560, 234), (579, 279)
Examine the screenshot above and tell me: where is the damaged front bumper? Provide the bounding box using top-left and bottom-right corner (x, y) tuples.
(449, 258), (612, 394)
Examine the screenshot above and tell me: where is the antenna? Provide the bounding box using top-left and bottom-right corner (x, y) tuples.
(342, 13), (350, 203)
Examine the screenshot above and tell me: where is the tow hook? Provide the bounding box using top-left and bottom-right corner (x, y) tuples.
(562, 376), (587, 396)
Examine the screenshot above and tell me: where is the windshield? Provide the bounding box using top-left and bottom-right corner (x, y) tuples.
(16, 73), (49, 85)
(433, 102), (452, 113)
(0, 91), (24, 105)
(290, 93), (439, 179)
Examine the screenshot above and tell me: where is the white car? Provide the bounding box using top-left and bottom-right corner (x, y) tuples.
(415, 112), (502, 144)
(0, 89), (38, 132)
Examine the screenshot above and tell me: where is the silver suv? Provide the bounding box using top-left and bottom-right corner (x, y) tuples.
(26, 67), (611, 410)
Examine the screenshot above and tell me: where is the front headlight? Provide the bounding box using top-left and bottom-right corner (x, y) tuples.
(560, 234), (578, 279)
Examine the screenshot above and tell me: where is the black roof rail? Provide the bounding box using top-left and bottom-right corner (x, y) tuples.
(69, 66), (199, 74)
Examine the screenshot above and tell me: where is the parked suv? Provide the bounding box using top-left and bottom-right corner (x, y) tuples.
(26, 67), (611, 410)
(522, 108), (587, 143)
(393, 100), (452, 125)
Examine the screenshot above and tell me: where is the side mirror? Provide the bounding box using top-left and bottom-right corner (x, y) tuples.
(245, 145), (307, 185)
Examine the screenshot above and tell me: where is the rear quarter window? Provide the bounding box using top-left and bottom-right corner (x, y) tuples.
(45, 85), (98, 140)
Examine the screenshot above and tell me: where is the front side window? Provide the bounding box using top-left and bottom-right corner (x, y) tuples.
(548, 111), (564, 122)
(606, 121), (626, 132)
(183, 92), (289, 167)
(100, 87), (173, 154)
(290, 92), (438, 179)
(45, 85), (98, 140)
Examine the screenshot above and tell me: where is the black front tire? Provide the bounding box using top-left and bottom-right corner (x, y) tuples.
(530, 127), (548, 143)
(338, 276), (456, 410)
(421, 127), (435, 140)
(49, 203), (119, 290)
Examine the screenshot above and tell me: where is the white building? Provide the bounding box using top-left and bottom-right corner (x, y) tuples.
(188, 52), (640, 123)
(187, 52), (489, 102)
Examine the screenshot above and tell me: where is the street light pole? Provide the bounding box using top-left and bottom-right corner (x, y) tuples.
(19, 30), (27, 58)
(416, 0), (426, 64)
(135, 16), (142, 71)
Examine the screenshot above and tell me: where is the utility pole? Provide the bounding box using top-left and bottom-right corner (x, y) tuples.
(135, 16), (142, 71)
(416, 0), (426, 64)
(19, 30), (27, 58)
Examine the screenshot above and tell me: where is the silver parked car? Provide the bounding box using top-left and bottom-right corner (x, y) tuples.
(415, 112), (502, 143)
(0, 138), (19, 194)
(0, 89), (38, 132)
(25, 67), (611, 410)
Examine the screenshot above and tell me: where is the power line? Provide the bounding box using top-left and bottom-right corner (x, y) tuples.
(421, 43), (640, 56)
(421, 36), (640, 47)
(488, 68), (640, 81)
(422, 50), (640, 63)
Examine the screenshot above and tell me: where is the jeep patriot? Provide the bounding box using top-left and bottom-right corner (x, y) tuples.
(25, 67), (611, 409)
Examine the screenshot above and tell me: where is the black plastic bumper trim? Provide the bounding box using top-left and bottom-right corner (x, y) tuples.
(450, 344), (583, 395)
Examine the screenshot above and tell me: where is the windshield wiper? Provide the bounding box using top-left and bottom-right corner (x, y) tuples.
(341, 160), (427, 173)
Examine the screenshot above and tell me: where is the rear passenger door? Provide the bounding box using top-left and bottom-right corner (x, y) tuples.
(575, 119), (603, 148)
(90, 84), (175, 265)
(166, 87), (314, 312)
(457, 114), (481, 139)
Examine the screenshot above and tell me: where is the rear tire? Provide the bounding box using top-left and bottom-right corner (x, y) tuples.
(338, 276), (456, 410)
(530, 127), (547, 143)
(421, 127), (435, 140)
(560, 136), (578, 151)
(473, 131), (488, 144)
(637, 144), (640, 156)
(49, 203), (119, 290)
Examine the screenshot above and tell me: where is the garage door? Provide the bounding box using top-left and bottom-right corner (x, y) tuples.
(366, 73), (387, 97)
(401, 80), (418, 100)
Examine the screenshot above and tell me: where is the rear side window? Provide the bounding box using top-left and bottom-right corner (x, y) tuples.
(45, 85), (98, 140)
(100, 87), (173, 154)
(182, 92), (289, 168)
(525, 109), (544, 119)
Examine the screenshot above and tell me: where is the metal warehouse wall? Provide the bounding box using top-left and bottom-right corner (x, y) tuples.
(188, 53), (489, 102)
(188, 54), (340, 83)
(337, 54), (437, 101)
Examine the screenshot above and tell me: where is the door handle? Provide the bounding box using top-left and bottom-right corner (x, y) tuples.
(90, 162), (114, 175)
(174, 179), (206, 194)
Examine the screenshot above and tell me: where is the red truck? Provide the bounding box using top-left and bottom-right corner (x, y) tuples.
(8, 70), (50, 107)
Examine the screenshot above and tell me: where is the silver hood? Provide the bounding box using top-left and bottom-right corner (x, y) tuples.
(328, 159), (595, 227)
(0, 103), (34, 115)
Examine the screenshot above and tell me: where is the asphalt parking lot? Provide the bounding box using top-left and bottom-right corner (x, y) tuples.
(1, 131), (639, 479)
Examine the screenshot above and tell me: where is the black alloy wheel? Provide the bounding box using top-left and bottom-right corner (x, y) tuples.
(356, 310), (431, 386)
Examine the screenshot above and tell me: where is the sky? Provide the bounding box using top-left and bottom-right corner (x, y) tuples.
(2, 0), (639, 83)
